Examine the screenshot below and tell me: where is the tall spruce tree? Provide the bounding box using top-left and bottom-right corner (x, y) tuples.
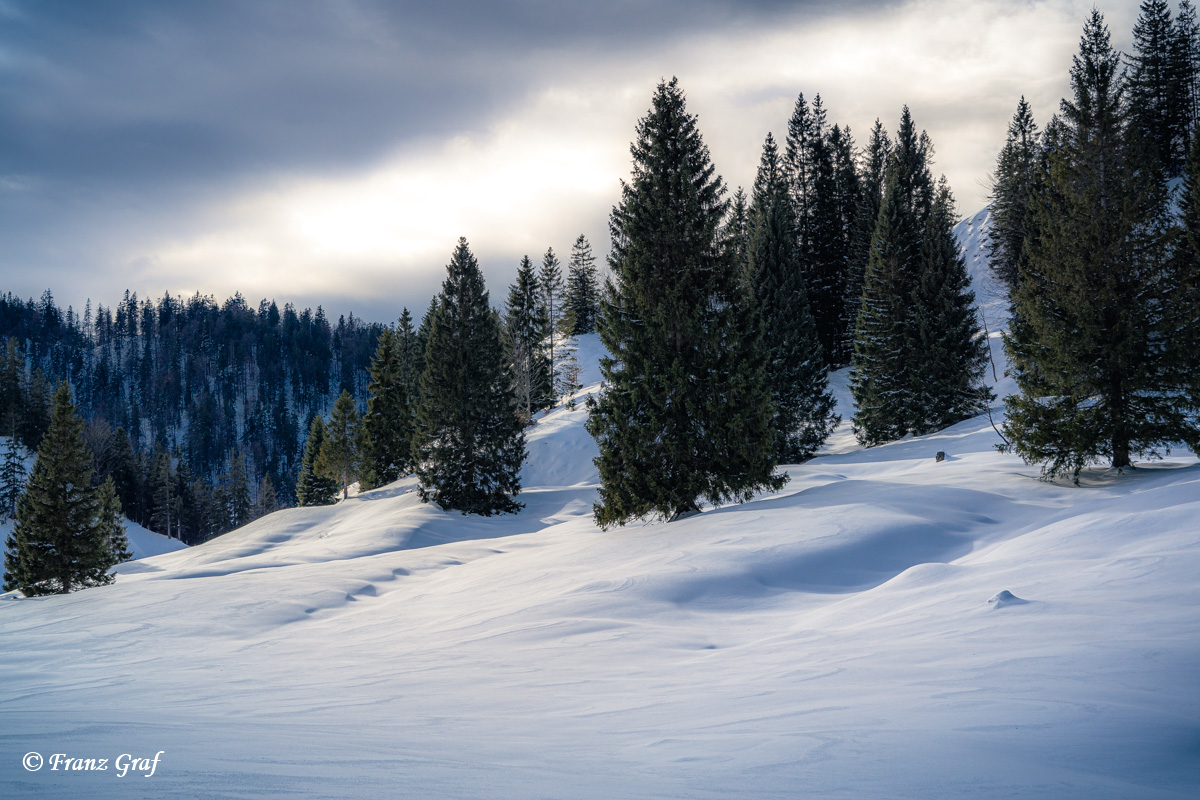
(539, 247), (564, 403)
(412, 238), (526, 515)
(828, 123), (861, 364)
(396, 307), (418, 396)
(748, 132), (837, 462)
(1127, 0), (1188, 172)
(317, 390), (361, 501)
(1003, 10), (1200, 478)
(3, 384), (117, 595)
(1177, 1), (1200, 135)
(505, 255), (552, 422)
(563, 235), (601, 335)
(909, 179), (991, 433)
(362, 327), (413, 486)
(587, 78), (784, 525)
(0, 436), (25, 519)
(227, 451), (253, 528)
(851, 106), (934, 446)
(987, 97), (1041, 293)
(845, 120), (891, 349)
(296, 416), (337, 506)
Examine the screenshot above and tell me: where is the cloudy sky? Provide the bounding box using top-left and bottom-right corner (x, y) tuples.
(0, 0), (1138, 323)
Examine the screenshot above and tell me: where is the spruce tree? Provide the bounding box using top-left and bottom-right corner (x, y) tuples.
(0, 435), (25, 519)
(0, 339), (22, 436)
(413, 297), (439, 396)
(1127, 0), (1187, 172)
(1177, 1), (1200, 135)
(1003, 10), (1200, 478)
(504, 255), (552, 422)
(909, 180), (991, 433)
(96, 477), (132, 566)
(563, 235), (601, 335)
(539, 247), (564, 402)
(362, 327), (413, 486)
(845, 120), (891, 349)
(252, 473), (278, 519)
(412, 238), (526, 515)
(828, 123), (861, 364)
(727, 188), (751, 272)
(3, 384), (115, 595)
(227, 451), (253, 527)
(748, 131), (837, 462)
(851, 107), (934, 446)
(987, 97), (1041, 293)
(316, 390), (361, 501)
(587, 78), (784, 525)
(296, 417), (337, 507)
(397, 307), (418, 396)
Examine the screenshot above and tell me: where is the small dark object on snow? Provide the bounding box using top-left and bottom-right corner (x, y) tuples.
(935, 451), (946, 462)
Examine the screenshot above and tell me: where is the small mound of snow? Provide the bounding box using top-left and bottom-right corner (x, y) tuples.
(988, 589), (1029, 608)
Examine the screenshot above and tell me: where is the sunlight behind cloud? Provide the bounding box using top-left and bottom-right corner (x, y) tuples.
(118, 0), (1128, 318)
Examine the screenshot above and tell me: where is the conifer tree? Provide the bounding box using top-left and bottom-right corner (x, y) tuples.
(987, 97), (1041, 293)
(413, 297), (439, 396)
(587, 78), (784, 525)
(909, 180), (991, 433)
(96, 477), (132, 566)
(0, 435), (25, 519)
(412, 238), (525, 515)
(504, 255), (552, 422)
(20, 369), (51, 449)
(851, 107), (934, 446)
(727, 188), (751, 273)
(396, 307), (418, 395)
(748, 132), (837, 462)
(0, 339), (22, 436)
(563, 235), (601, 335)
(1127, 0), (1188, 172)
(539, 247), (564, 402)
(362, 327), (413, 486)
(148, 447), (174, 534)
(317, 390), (361, 501)
(828, 123), (861, 364)
(252, 473), (278, 520)
(296, 417), (337, 506)
(1177, 1), (1200, 134)
(845, 120), (890, 347)
(3, 384), (116, 595)
(227, 451), (253, 527)
(1003, 10), (1200, 478)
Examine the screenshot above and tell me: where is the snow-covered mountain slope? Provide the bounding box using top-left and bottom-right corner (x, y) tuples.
(2, 237), (1199, 798)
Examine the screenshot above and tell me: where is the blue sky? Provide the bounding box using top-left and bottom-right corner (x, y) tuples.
(0, 0), (1137, 322)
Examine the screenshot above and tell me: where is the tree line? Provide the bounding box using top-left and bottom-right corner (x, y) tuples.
(990, 1), (1200, 480)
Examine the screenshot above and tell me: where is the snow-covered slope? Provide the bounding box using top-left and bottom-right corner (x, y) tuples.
(2, 254), (1198, 798)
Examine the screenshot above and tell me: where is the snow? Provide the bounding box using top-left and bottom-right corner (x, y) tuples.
(2, 227), (1199, 798)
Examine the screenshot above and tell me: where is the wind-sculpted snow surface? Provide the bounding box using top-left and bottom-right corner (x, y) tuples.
(2, 330), (1199, 796)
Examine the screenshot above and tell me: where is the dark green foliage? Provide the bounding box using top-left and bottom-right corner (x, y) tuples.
(362, 327), (413, 486)
(396, 307), (418, 396)
(316, 390), (361, 501)
(1, 435), (25, 519)
(227, 451), (253, 527)
(727, 188), (751, 273)
(413, 297), (438, 397)
(413, 238), (525, 515)
(909, 180), (991, 433)
(0, 339), (22, 437)
(3, 384), (120, 595)
(96, 477), (132, 566)
(748, 132), (837, 462)
(1178, 1), (1200, 135)
(296, 416), (337, 507)
(540, 247), (564, 403)
(987, 97), (1041, 292)
(828, 123), (861, 364)
(504, 255), (552, 422)
(20, 369), (51, 450)
(1127, 0), (1189, 172)
(587, 78), (784, 526)
(845, 120), (891, 349)
(1003, 10), (1200, 478)
(563, 235), (601, 335)
(252, 473), (278, 520)
(851, 107), (934, 446)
